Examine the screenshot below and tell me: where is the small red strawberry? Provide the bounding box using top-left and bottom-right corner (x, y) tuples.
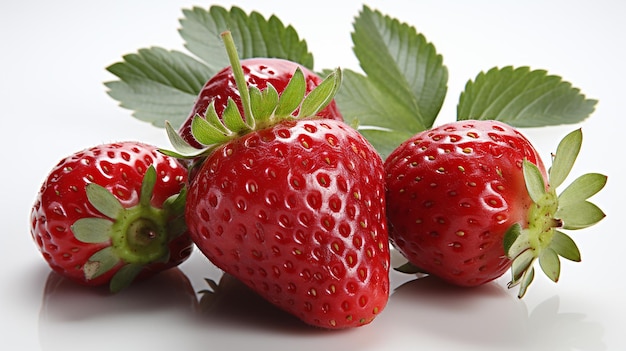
(384, 120), (606, 297)
(178, 57), (343, 149)
(30, 141), (192, 292)
(163, 32), (389, 329)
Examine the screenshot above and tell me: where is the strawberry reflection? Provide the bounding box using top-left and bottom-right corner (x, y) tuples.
(38, 268), (198, 351)
(384, 273), (605, 350)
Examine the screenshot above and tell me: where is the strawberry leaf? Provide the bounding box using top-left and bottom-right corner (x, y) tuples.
(335, 5), (448, 158)
(329, 69), (419, 158)
(179, 6), (314, 73)
(105, 48), (211, 128)
(106, 5), (314, 129)
(457, 66), (597, 127)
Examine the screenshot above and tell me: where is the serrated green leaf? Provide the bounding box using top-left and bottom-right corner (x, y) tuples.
(85, 183), (124, 219)
(557, 200), (606, 230)
(332, 69), (418, 159)
(179, 6), (314, 71)
(558, 173), (607, 207)
(351, 5), (447, 131)
(107, 5), (314, 130)
(550, 230), (581, 262)
(539, 248), (561, 282)
(105, 47), (211, 128)
(523, 160), (547, 203)
(71, 218), (113, 243)
(457, 66), (597, 127)
(550, 129), (582, 188)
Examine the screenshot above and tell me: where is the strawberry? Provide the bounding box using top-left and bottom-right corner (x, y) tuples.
(163, 32), (389, 329)
(384, 120), (606, 297)
(178, 57), (343, 149)
(30, 141), (192, 292)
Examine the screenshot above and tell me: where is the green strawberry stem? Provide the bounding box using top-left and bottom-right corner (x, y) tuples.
(221, 31), (254, 128)
(161, 31), (342, 160)
(71, 165), (187, 293)
(504, 128), (606, 298)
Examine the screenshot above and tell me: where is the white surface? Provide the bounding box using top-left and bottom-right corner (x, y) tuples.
(1, 1), (622, 350)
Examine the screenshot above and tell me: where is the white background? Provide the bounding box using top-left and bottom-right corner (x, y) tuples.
(1, 1), (623, 350)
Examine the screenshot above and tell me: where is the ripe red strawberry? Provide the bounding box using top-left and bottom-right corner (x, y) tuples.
(178, 58), (343, 149)
(384, 120), (606, 297)
(30, 141), (192, 292)
(164, 32), (389, 328)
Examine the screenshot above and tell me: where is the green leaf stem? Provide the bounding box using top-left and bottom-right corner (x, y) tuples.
(106, 5), (313, 129)
(162, 31), (342, 160)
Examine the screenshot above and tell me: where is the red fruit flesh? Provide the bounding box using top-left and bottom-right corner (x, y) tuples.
(384, 120), (546, 287)
(185, 119), (389, 329)
(178, 58), (344, 149)
(30, 142), (193, 288)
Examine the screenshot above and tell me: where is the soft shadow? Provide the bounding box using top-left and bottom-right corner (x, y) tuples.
(38, 268), (200, 351)
(194, 272), (311, 332)
(524, 295), (606, 351)
(385, 276), (528, 347)
(385, 276), (605, 350)
(189, 272), (387, 351)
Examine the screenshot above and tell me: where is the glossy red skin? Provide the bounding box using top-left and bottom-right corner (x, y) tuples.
(186, 119), (389, 329)
(30, 142), (193, 287)
(384, 120), (547, 287)
(178, 58), (344, 149)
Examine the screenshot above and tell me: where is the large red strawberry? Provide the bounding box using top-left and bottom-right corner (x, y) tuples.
(30, 141), (192, 292)
(384, 120), (606, 297)
(163, 32), (389, 329)
(178, 57), (343, 149)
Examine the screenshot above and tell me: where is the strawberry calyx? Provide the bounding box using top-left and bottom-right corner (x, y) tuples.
(504, 128), (606, 298)
(161, 30), (342, 161)
(71, 165), (187, 292)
